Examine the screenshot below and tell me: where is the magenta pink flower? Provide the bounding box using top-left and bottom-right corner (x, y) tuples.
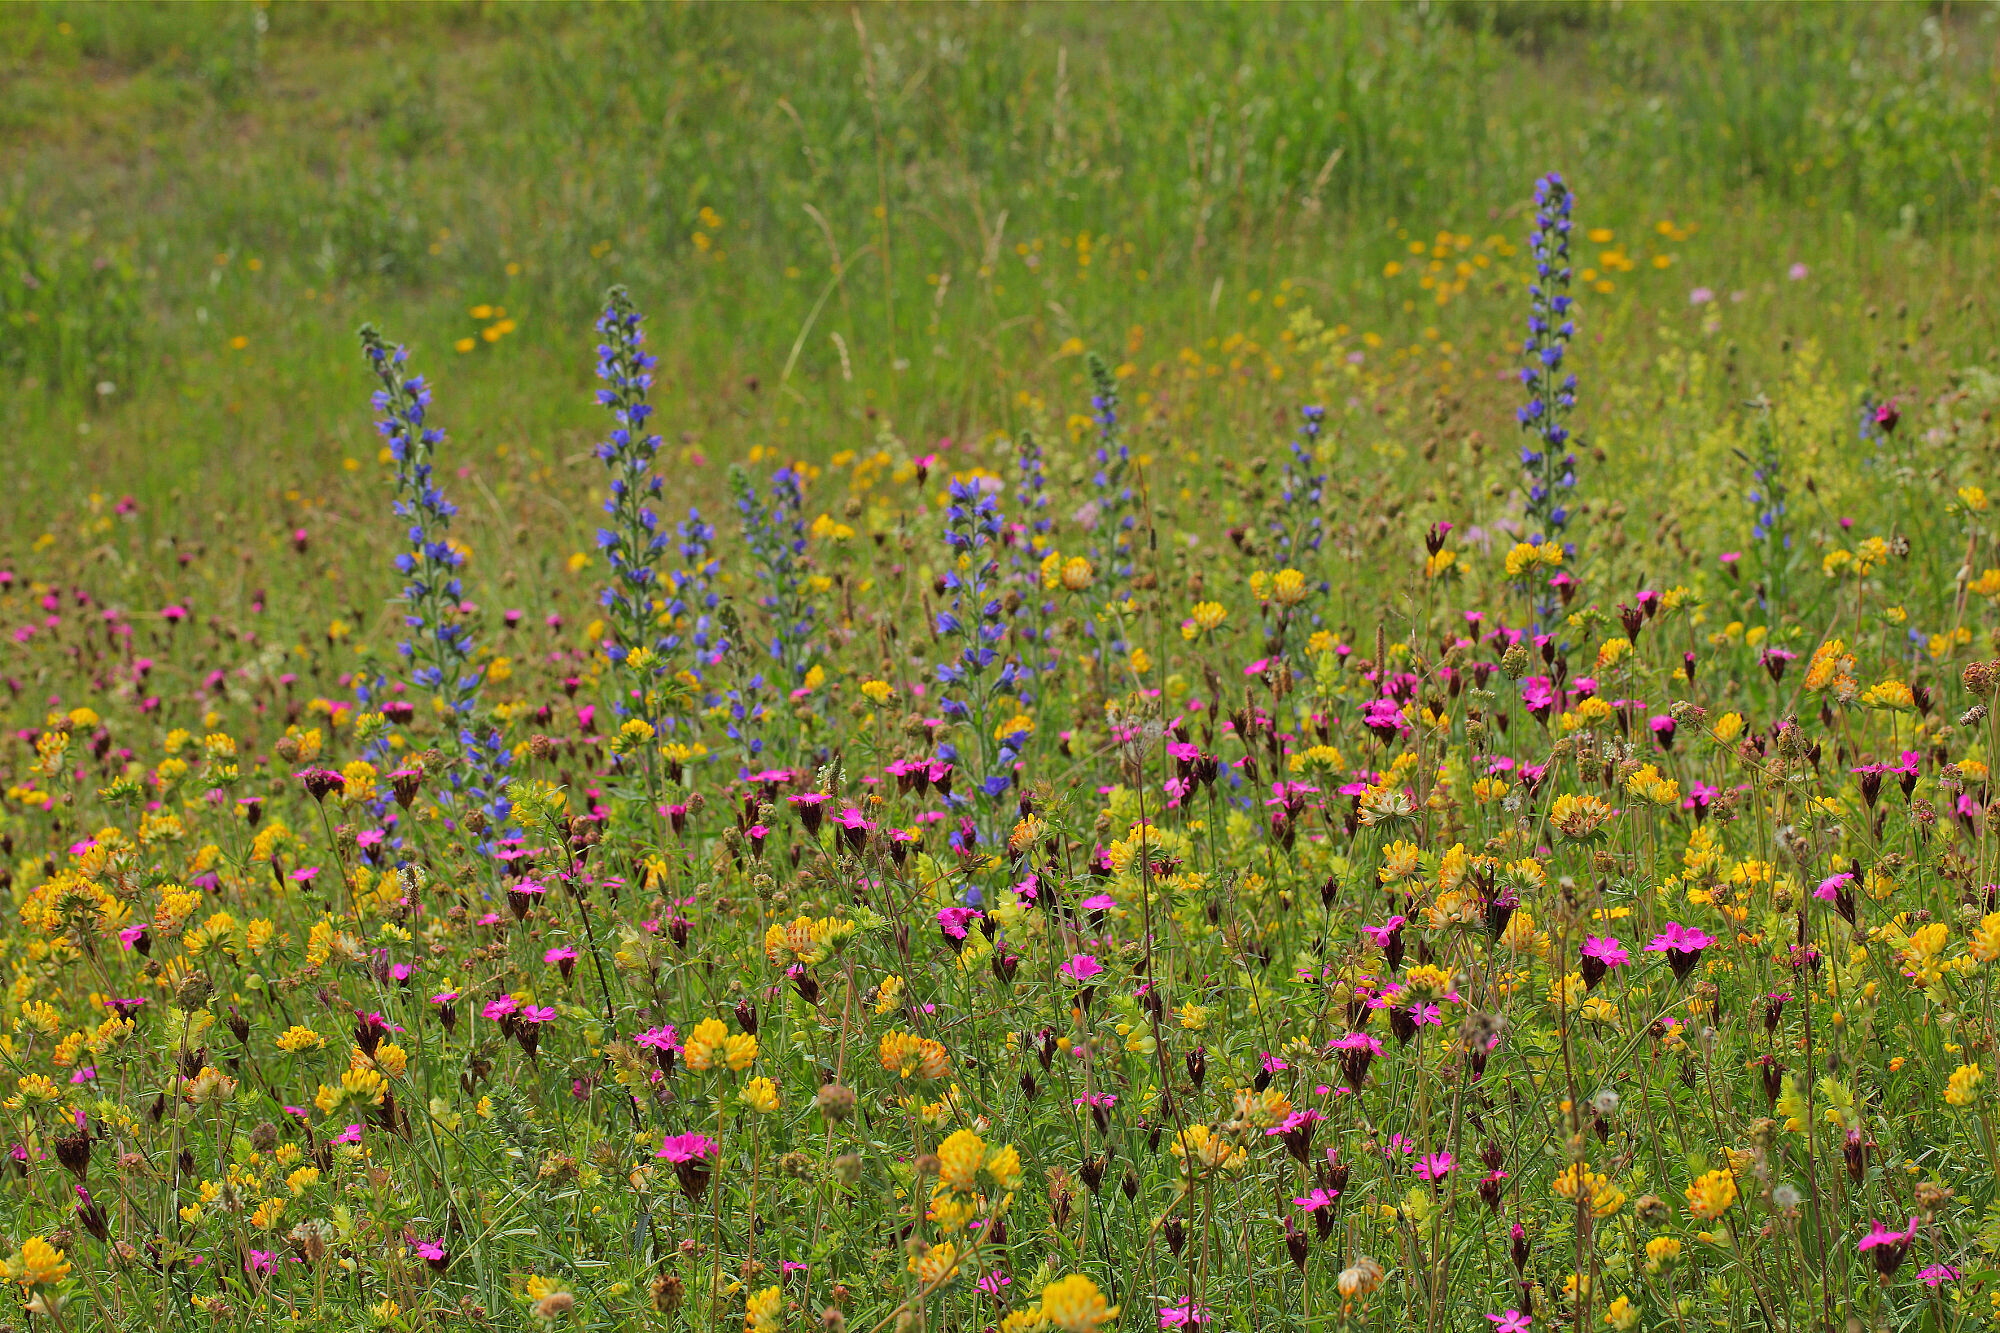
(656, 1132), (717, 1163)
(1059, 954), (1104, 984)
(1645, 921), (1714, 981)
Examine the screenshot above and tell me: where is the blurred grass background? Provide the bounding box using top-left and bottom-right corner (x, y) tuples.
(2, 1), (1997, 558)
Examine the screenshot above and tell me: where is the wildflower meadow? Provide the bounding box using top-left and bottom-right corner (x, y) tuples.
(9, 4), (2000, 1331)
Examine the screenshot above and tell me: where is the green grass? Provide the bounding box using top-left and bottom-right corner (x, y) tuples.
(4, 8), (2000, 1332)
(4, 1), (1999, 546)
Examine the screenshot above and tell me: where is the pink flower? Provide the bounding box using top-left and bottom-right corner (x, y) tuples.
(1646, 921), (1714, 980)
(1414, 1151), (1454, 1181)
(482, 996), (518, 1021)
(1360, 915), (1407, 948)
(1858, 1216), (1919, 1278)
(1159, 1304), (1212, 1328)
(655, 1132), (717, 1163)
(520, 1005), (557, 1024)
(1581, 936), (1628, 974)
(1059, 954), (1104, 984)
(937, 906), (981, 941)
(1488, 1312), (1531, 1333)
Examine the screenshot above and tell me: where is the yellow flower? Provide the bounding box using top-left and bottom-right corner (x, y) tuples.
(860, 679), (895, 705)
(738, 1076), (780, 1113)
(1185, 601), (1227, 637)
(1684, 1169), (1737, 1221)
(880, 1030), (950, 1081)
(1271, 569), (1308, 606)
(1039, 1274), (1119, 1332)
(1060, 557), (1094, 592)
(1970, 913), (2000, 963)
(745, 1284), (783, 1333)
(276, 1025), (325, 1054)
(1946, 1063), (1984, 1107)
(723, 1031), (759, 1072)
(5, 1236), (70, 1288)
(1377, 839), (1421, 884)
(1552, 1162), (1627, 1218)
(1643, 1235), (1682, 1273)
(985, 1142), (1024, 1191)
(1604, 1295), (1639, 1331)
(910, 1241), (961, 1289)
(937, 1128), (986, 1194)
(682, 1018), (729, 1073)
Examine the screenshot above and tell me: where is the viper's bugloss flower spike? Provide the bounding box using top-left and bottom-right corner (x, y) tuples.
(358, 323), (510, 829)
(591, 285), (669, 675)
(1516, 172), (1580, 628)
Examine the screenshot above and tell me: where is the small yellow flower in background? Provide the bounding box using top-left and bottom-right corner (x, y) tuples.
(1960, 485), (1988, 511)
(610, 718), (655, 755)
(1970, 913), (2000, 963)
(1643, 1235), (1682, 1273)
(743, 1284), (781, 1333)
(860, 679), (895, 705)
(1946, 1063), (1984, 1107)
(738, 1076), (779, 1113)
(1684, 1169), (1737, 1221)
(1553, 1162), (1626, 1218)
(1289, 743), (1344, 774)
(566, 551), (593, 574)
(1184, 601), (1227, 639)
(1060, 556), (1094, 591)
(1039, 1273), (1119, 1332)
(1604, 1295), (1639, 1330)
(910, 1241), (961, 1288)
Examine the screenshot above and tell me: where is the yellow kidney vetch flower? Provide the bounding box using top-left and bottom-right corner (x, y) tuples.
(1037, 1274), (1119, 1332)
(2, 1235), (70, 1288)
(880, 1030), (950, 1081)
(738, 1076), (780, 1113)
(1684, 1169), (1737, 1221)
